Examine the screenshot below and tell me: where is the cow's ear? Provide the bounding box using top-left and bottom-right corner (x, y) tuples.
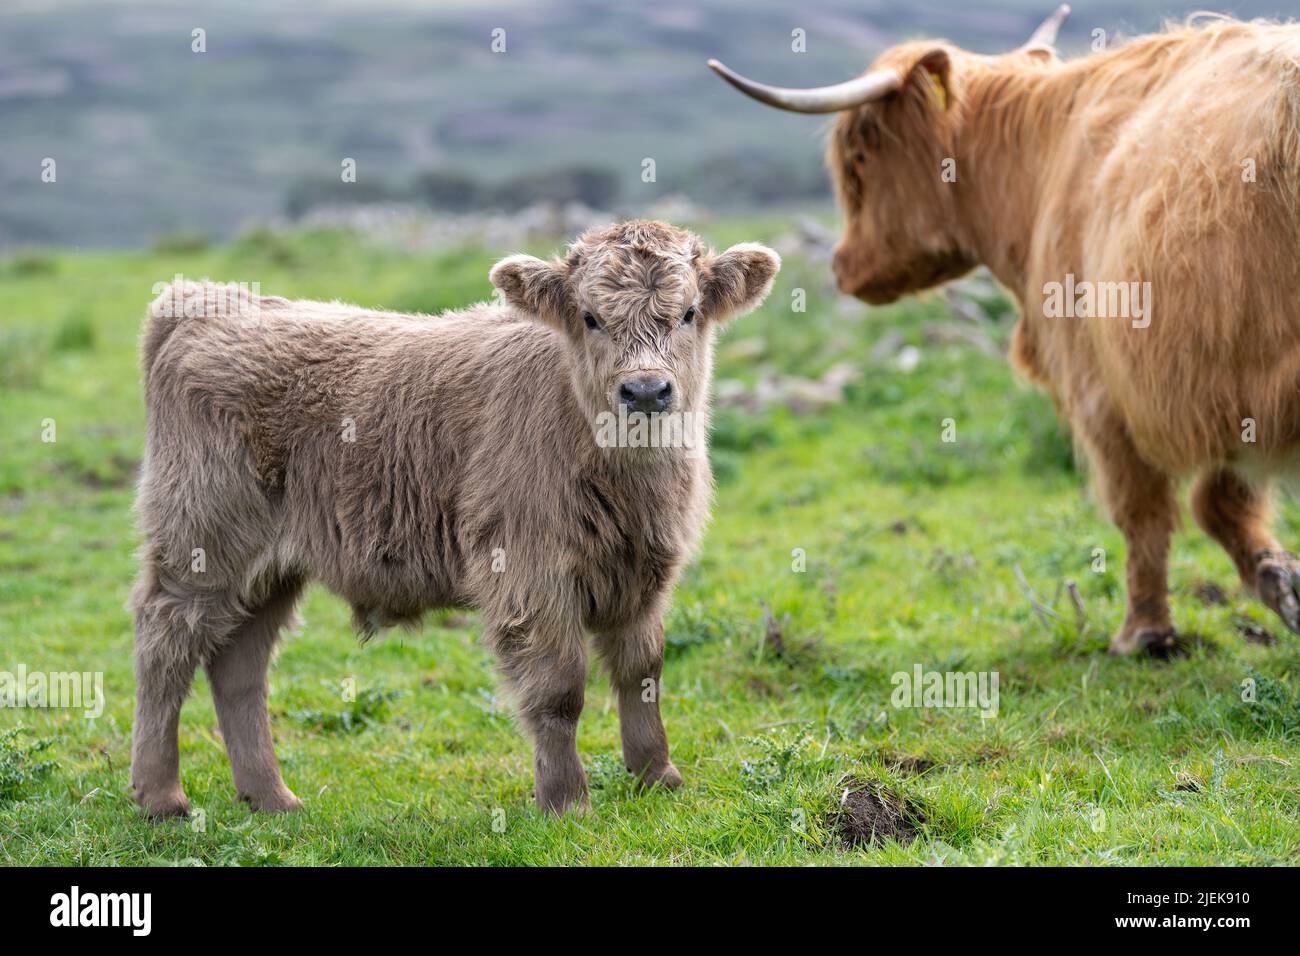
(906, 48), (952, 112)
(700, 243), (781, 320)
(490, 255), (573, 326)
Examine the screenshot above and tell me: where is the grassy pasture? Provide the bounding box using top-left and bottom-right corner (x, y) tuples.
(0, 225), (1296, 865)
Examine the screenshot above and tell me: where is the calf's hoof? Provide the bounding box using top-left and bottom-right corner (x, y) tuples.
(1254, 552), (1300, 635)
(536, 790), (591, 817)
(1109, 626), (1183, 659)
(239, 786), (304, 814)
(633, 761), (683, 791)
(535, 769), (590, 816)
(134, 786), (190, 820)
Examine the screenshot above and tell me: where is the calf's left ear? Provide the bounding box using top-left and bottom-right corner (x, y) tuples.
(700, 243), (781, 320)
(490, 254), (573, 326)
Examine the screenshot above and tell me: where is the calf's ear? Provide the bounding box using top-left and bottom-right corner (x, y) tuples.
(490, 255), (573, 326)
(700, 243), (781, 320)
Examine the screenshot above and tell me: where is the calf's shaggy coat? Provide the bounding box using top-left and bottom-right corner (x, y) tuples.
(713, 12), (1300, 654)
(130, 220), (779, 817)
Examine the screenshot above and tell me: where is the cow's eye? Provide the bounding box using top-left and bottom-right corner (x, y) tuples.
(582, 311), (601, 331)
(682, 307), (696, 325)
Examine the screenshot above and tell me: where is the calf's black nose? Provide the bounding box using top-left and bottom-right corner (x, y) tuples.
(619, 377), (673, 413)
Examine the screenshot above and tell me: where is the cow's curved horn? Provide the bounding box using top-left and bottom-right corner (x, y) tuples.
(707, 59), (902, 114)
(1021, 4), (1070, 49)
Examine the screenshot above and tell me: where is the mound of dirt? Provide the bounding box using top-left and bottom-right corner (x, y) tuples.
(832, 779), (924, 848)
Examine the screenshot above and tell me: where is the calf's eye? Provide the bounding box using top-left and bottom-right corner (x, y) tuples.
(582, 311), (601, 331)
(682, 307), (696, 325)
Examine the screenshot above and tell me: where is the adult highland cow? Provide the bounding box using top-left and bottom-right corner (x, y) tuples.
(711, 8), (1300, 655)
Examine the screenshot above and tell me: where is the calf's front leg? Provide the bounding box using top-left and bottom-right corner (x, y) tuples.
(595, 619), (682, 790)
(488, 622), (590, 815)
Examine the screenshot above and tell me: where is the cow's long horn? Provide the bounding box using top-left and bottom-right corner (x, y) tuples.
(1022, 4), (1070, 49)
(707, 59), (902, 114)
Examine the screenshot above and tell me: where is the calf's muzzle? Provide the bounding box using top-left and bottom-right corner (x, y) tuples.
(618, 375), (674, 414)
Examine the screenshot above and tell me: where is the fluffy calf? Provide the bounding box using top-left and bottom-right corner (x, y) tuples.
(130, 220), (779, 816)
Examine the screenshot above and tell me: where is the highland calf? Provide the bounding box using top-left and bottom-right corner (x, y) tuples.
(712, 10), (1300, 655)
(130, 220), (779, 817)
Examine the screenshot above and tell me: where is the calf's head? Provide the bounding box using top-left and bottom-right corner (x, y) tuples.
(709, 6), (1071, 304)
(490, 220), (779, 424)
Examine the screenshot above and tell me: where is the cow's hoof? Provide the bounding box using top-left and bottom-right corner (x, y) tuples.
(1109, 626), (1183, 659)
(1255, 555), (1300, 635)
(239, 787), (304, 814)
(634, 761), (683, 791)
(135, 786), (190, 819)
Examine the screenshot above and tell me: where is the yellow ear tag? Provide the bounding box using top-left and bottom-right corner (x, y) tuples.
(927, 71), (947, 110)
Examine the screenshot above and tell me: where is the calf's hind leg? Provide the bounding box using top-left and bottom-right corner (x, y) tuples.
(205, 579), (305, 812)
(131, 565), (244, 817)
(1191, 468), (1300, 633)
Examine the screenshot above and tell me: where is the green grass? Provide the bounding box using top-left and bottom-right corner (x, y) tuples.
(0, 225), (1296, 865)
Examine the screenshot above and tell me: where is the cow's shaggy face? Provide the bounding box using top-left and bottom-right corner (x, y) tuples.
(828, 44), (977, 304)
(491, 220), (779, 428)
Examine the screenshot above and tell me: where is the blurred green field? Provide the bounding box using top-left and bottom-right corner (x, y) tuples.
(0, 224), (1297, 865)
(6, 0), (1294, 248)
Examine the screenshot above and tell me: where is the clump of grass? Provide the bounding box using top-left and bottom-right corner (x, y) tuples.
(152, 231), (210, 255)
(228, 226), (302, 268)
(52, 308), (96, 353)
(1232, 669), (1300, 737)
(291, 685), (406, 734)
(664, 601), (741, 658)
(739, 730), (817, 791)
(0, 327), (47, 388)
(584, 752), (631, 791)
(1, 250), (58, 277)
(0, 727), (56, 801)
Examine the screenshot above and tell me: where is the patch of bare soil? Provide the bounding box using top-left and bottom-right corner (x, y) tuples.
(1193, 582), (1229, 606)
(51, 454), (139, 490)
(1234, 618), (1277, 646)
(1143, 629), (1214, 660)
(831, 778), (924, 848)
(883, 753), (935, 776)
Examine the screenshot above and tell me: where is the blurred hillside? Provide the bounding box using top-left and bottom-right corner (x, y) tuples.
(1, 0), (1293, 248)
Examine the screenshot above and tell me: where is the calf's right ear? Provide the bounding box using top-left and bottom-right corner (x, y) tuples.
(700, 243), (782, 320)
(490, 255), (573, 327)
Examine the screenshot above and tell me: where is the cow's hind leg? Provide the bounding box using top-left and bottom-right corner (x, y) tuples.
(1191, 468), (1299, 633)
(1080, 415), (1181, 657)
(130, 563), (246, 817)
(205, 578), (305, 812)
